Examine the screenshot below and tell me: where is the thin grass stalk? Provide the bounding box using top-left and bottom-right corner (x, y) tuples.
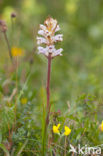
(64, 136), (67, 156)
(14, 57), (18, 129)
(3, 31), (13, 63)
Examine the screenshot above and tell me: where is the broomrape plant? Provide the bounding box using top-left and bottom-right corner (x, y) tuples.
(37, 16), (63, 154)
(37, 16), (63, 119)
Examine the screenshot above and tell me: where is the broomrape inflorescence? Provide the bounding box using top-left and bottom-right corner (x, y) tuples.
(37, 16), (63, 58)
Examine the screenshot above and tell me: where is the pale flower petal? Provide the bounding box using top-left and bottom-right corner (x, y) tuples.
(40, 24), (46, 31)
(38, 46), (48, 56)
(55, 25), (61, 32)
(38, 29), (52, 37)
(53, 34), (63, 42)
(51, 19), (58, 31)
(52, 48), (63, 57)
(37, 37), (47, 45)
(38, 46), (46, 54)
(38, 30), (45, 36)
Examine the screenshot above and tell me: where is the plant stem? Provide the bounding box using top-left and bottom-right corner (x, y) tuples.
(46, 54), (52, 125)
(42, 54), (52, 155)
(64, 136), (67, 156)
(3, 31), (13, 63)
(14, 57), (18, 129)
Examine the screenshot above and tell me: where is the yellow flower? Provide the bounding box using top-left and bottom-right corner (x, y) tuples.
(11, 47), (24, 57)
(99, 121), (103, 131)
(64, 126), (71, 136)
(53, 124), (61, 134)
(21, 98), (27, 105)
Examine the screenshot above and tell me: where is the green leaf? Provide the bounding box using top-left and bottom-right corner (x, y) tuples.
(0, 132), (2, 143)
(0, 144), (10, 156)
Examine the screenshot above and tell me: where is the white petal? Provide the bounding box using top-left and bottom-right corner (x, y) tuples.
(38, 46), (44, 52)
(52, 48), (63, 57)
(38, 46), (48, 56)
(38, 30), (45, 36)
(37, 37), (47, 45)
(53, 34), (63, 42)
(55, 25), (61, 32)
(40, 24), (46, 31)
(51, 19), (58, 31)
(56, 48), (63, 53)
(38, 46), (46, 54)
(38, 29), (52, 37)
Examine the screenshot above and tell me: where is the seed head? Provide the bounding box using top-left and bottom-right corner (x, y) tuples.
(11, 12), (16, 18)
(0, 20), (7, 32)
(37, 17), (63, 58)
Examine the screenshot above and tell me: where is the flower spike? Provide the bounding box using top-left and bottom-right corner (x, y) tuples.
(37, 17), (63, 58)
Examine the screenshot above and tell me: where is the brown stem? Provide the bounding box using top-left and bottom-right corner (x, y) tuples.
(3, 31), (13, 63)
(46, 54), (52, 125)
(64, 136), (67, 156)
(42, 54), (52, 155)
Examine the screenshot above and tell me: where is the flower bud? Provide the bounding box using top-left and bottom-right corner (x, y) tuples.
(0, 20), (7, 32)
(11, 12), (16, 18)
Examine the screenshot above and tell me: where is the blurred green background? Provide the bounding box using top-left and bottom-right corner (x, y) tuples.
(1, 0), (103, 155)
(0, 0), (103, 111)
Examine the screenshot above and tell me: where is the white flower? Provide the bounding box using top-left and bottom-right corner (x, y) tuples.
(52, 48), (63, 57)
(38, 46), (45, 53)
(38, 45), (63, 57)
(38, 24), (61, 37)
(37, 37), (47, 45)
(38, 46), (48, 56)
(37, 17), (63, 58)
(53, 34), (63, 42)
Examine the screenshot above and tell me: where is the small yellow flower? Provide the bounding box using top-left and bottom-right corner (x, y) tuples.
(99, 121), (103, 131)
(21, 98), (27, 105)
(11, 47), (24, 57)
(53, 124), (61, 134)
(64, 126), (71, 136)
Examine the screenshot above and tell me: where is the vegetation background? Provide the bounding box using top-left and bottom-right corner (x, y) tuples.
(0, 0), (103, 155)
